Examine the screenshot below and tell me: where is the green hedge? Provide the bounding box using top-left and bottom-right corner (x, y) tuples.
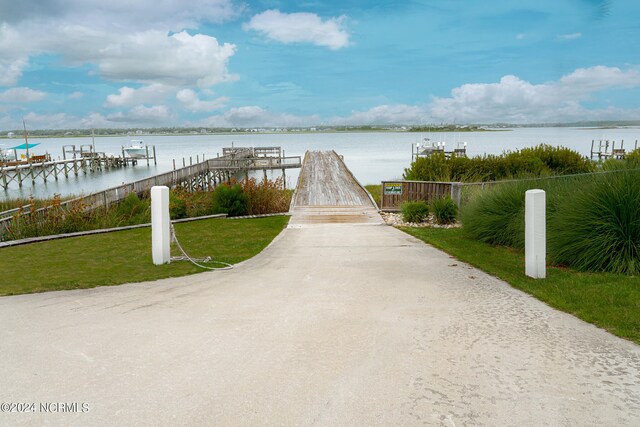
(404, 144), (594, 182)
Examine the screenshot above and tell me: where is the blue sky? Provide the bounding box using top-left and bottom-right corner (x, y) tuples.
(1, 0), (639, 129)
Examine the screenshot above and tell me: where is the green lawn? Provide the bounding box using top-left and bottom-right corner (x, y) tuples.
(401, 226), (640, 344)
(0, 216), (289, 296)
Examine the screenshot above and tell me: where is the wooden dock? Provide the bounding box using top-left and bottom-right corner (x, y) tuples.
(290, 151), (381, 225)
(590, 139), (638, 161)
(0, 143), (155, 190)
(1, 147), (301, 233)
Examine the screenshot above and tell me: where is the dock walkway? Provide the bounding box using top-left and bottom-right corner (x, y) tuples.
(290, 151), (382, 226)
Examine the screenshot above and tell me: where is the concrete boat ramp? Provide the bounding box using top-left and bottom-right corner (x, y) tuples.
(1, 151), (640, 426)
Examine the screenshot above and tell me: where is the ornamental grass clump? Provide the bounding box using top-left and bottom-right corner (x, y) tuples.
(430, 196), (458, 224)
(548, 169), (640, 275)
(400, 201), (430, 223)
(460, 181), (528, 248)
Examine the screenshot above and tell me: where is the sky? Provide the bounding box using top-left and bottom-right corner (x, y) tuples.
(1, 0), (640, 130)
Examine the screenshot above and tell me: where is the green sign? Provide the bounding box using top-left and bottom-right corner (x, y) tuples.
(384, 183), (402, 195)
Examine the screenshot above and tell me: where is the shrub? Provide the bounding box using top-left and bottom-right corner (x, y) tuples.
(240, 177), (291, 215)
(112, 192), (151, 225)
(548, 169), (640, 275)
(400, 201), (429, 223)
(169, 191), (187, 220)
(403, 144), (593, 183)
(212, 184), (249, 217)
(430, 196), (458, 224)
(625, 148), (640, 166)
(404, 152), (453, 181)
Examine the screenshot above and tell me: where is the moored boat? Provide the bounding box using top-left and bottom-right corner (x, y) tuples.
(123, 140), (148, 159)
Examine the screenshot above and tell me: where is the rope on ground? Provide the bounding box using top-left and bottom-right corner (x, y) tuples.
(170, 224), (233, 271)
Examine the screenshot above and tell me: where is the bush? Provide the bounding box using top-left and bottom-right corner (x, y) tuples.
(240, 177), (291, 215)
(403, 144), (593, 183)
(169, 191), (187, 220)
(430, 196), (458, 224)
(625, 148), (640, 166)
(212, 184), (249, 217)
(400, 201), (429, 223)
(548, 169), (640, 275)
(112, 192), (151, 225)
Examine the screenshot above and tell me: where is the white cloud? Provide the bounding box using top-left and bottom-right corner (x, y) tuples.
(0, 87), (47, 102)
(1, 0), (240, 30)
(244, 10), (350, 50)
(428, 66), (640, 123)
(105, 84), (172, 108)
(558, 65), (640, 93)
(95, 31), (237, 87)
(176, 89), (228, 112)
(0, 57), (27, 86)
(22, 112), (73, 129)
(197, 106), (320, 128)
(68, 91), (83, 99)
(558, 32), (582, 40)
(106, 105), (172, 124)
(0, 18), (237, 89)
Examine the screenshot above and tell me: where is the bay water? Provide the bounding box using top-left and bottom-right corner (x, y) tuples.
(1, 127), (639, 201)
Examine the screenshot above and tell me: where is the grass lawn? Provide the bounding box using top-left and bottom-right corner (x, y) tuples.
(401, 226), (640, 344)
(0, 215), (289, 296)
(364, 184), (381, 208)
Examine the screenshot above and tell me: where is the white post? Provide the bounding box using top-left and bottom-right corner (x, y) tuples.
(151, 186), (171, 265)
(525, 189), (546, 279)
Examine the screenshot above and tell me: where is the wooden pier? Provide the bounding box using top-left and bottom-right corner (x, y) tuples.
(0, 144), (155, 190)
(590, 139), (638, 161)
(289, 151), (381, 226)
(1, 147), (301, 231)
(412, 139), (467, 162)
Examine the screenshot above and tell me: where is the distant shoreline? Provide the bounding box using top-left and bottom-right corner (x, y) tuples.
(1, 127), (509, 140)
(3, 124), (640, 140)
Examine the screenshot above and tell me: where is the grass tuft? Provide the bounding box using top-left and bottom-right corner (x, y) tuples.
(430, 196), (458, 224)
(400, 201), (429, 223)
(548, 169), (640, 275)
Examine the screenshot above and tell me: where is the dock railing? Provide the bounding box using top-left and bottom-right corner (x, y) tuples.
(0, 153), (302, 236)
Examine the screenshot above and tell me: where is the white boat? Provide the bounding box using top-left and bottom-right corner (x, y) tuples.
(123, 140), (148, 159)
(416, 137), (444, 156)
(0, 145), (17, 163)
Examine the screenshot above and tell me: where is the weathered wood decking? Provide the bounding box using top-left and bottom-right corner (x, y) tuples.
(290, 151), (381, 225)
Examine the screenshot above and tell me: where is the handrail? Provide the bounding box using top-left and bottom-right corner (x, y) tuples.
(1, 153), (302, 235)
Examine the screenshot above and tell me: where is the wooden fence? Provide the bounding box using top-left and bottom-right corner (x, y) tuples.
(380, 180), (463, 211)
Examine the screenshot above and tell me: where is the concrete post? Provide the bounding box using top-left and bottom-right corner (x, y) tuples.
(151, 186), (171, 265)
(525, 189), (546, 279)
(450, 182), (462, 207)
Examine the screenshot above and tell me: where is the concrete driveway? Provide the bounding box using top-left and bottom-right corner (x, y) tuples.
(1, 222), (639, 426)
(2, 150), (639, 426)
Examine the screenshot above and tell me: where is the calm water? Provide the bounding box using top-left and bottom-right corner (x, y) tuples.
(2, 127), (639, 200)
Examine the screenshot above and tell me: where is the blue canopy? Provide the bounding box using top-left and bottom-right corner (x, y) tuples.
(10, 143), (40, 150)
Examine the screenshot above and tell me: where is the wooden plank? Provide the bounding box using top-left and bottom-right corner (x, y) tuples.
(293, 151), (374, 207)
